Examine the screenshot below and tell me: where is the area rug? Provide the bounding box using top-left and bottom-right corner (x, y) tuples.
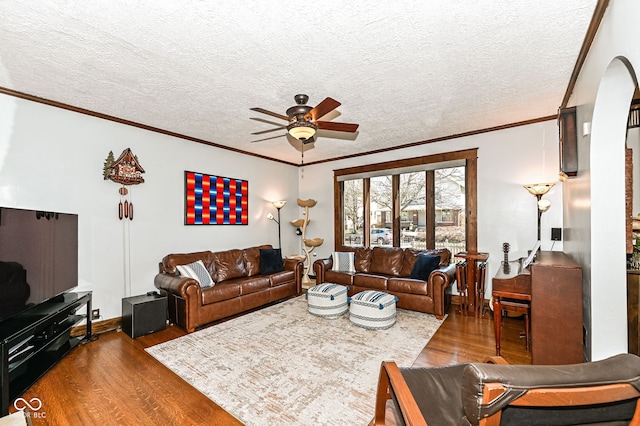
(146, 295), (444, 425)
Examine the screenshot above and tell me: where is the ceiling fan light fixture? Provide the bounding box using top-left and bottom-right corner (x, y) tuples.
(251, 94), (358, 146)
(287, 120), (317, 141)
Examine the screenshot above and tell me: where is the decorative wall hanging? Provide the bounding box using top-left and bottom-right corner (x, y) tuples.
(184, 171), (248, 225)
(103, 148), (145, 220)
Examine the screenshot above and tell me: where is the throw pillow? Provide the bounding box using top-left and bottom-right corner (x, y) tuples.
(410, 254), (441, 281)
(332, 251), (355, 273)
(176, 260), (214, 288)
(260, 248), (284, 275)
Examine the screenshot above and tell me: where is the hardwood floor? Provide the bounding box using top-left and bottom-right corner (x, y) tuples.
(14, 304), (530, 425)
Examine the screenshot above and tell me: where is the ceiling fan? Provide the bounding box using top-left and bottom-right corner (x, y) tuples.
(250, 94), (359, 144)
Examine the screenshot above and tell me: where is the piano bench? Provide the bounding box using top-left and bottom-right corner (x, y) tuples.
(499, 299), (530, 351)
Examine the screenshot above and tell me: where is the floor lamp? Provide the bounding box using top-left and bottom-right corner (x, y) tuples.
(267, 200), (287, 249)
(524, 183), (555, 241)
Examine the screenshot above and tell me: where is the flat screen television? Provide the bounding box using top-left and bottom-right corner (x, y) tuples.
(0, 206), (78, 321)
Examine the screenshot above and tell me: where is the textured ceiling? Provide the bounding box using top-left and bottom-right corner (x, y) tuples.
(0, 1), (598, 165)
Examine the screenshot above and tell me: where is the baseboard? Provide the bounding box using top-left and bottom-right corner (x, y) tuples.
(71, 317), (122, 337)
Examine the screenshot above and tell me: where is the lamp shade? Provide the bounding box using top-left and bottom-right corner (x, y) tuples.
(537, 198), (551, 212)
(272, 200), (287, 209)
(524, 182), (556, 196)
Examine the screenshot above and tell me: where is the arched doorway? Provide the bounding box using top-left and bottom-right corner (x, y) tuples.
(590, 57), (638, 360)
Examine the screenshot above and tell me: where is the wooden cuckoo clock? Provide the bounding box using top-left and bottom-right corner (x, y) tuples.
(103, 148), (145, 220)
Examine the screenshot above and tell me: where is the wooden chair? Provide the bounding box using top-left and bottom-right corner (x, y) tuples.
(475, 260), (487, 318)
(455, 260), (468, 315)
(374, 353), (640, 426)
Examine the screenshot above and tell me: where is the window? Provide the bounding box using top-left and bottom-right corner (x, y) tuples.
(400, 171), (426, 247)
(370, 176), (393, 246)
(342, 179), (364, 246)
(334, 149), (477, 255)
(435, 166), (466, 256)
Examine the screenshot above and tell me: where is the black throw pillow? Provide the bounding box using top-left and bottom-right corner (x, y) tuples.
(260, 248), (284, 275)
(410, 254), (441, 281)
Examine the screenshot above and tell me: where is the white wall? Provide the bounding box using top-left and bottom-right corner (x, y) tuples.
(0, 93), (299, 320)
(563, 0), (640, 360)
(301, 120), (563, 296)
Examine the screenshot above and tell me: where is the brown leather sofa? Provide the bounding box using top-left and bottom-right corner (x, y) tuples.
(313, 247), (455, 319)
(155, 245), (303, 332)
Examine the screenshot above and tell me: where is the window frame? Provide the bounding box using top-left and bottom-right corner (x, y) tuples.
(333, 148), (478, 252)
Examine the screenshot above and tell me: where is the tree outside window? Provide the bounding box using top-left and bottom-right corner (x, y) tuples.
(435, 167), (465, 256)
(343, 179), (364, 246)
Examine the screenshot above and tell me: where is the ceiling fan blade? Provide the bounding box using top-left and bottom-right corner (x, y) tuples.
(306, 97), (341, 121)
(251, 117), (285, 126)
(251, 126), (287, 135)
(250, 107), (289, 121)
(251, 134), (286, 143)
(316, 121), (359, 133)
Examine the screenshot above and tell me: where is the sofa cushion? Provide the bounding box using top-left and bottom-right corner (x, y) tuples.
(162, 251), (216, 280)
(425, 248), (451, 266)
(234, 276), (271, 295)
(244, 245), (272, 276)
(213, 249), (247, 282)
(176, 260), (214, 288)
(410, 254), (441, 281)
(332, 251), (355, 273)
(260, 248), (284, 274)
(201, 282), (241, 305)
(388, 278), (429, 295)
(354, 247), (373, 272)
(369, 247), (404, 277)
(400, 248), (423, 277)
(353, 273), (388, 290)
(325, 270), (355, 286)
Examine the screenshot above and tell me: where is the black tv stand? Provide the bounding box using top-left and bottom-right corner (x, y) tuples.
(0, 291), (91, 415)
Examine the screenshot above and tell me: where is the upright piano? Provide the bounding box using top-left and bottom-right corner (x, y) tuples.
(492, 250), (583, 365)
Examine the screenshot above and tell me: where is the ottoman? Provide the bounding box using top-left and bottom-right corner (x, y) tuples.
(349, 290), (398, 330)
(306, 283), (349, 318)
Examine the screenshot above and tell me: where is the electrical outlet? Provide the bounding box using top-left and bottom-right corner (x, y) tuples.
(91, 309), (100, 321)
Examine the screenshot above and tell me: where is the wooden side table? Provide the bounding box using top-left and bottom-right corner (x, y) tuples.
(454, 251), (489, 318)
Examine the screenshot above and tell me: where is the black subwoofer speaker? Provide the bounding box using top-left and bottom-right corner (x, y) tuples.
(122, 293), (167, 338)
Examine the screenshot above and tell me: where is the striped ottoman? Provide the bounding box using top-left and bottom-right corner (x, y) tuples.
(349, 290), (399, 330)
(306, 283), (349, 318)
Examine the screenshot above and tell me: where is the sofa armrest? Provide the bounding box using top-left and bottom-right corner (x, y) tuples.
(284, 258), (304, 294)
(313, 258), (334, 284)
(154, 273), (201, 299)
(428, 264), (456, 318)
(283, 257), (299, 271)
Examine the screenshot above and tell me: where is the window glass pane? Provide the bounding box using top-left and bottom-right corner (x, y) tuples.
(343, 179), (364, 246)
(435, 166), (466, 257)
(399, 172), (426, 248)
(370, 176), (393, 246)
